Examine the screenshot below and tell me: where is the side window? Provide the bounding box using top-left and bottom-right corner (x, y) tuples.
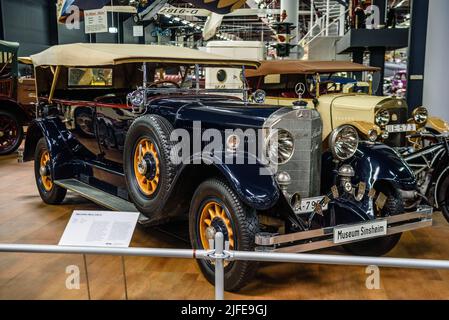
(68, 68), (113, 87)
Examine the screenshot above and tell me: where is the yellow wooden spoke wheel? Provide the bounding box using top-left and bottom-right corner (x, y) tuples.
(199, 201), (235, 251)
(133, 138), (160, 196)
(39, 151), (53, 192)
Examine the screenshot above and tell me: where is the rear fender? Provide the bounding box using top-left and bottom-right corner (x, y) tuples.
(23, 117), (82, 180)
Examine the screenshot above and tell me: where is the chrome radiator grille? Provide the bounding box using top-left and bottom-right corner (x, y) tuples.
(265, 108), (323, 198)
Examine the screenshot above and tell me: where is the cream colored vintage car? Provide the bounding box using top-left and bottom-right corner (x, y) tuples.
(245, 60), (449, 147)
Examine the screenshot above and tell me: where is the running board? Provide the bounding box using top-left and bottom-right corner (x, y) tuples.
(54, 179), (150, 225)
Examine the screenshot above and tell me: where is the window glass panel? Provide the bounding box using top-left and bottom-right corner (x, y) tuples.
(68, 68), (113, 87)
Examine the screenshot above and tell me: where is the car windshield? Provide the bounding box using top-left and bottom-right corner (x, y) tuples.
(251, 71), (374, 98)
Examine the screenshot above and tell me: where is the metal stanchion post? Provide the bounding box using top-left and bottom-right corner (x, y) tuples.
(214, 232), (224, 301)
(82, 254), (92, 300)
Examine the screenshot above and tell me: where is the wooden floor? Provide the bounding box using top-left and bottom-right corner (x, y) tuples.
(1, 154), (449, 300)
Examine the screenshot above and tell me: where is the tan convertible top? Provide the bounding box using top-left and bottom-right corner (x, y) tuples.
(30, 43), (260, 68)
(245, 60), (380, 77)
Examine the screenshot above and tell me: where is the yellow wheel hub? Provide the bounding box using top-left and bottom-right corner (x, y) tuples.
(133, 138), (160, 196)
(199, 201), (235, 250)
(40, 151), (53, 192)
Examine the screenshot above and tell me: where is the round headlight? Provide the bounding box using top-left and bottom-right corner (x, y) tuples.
(413, 106), (428, 125)
(375, 109), (390, 127)
(329, 125), (359, 161)
(252, 89), (266, 104)
(266, 129), (295, 164)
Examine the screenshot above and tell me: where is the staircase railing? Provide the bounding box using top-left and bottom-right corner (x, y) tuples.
(300, 0), (347, 48)
(300, 7), (348, 48)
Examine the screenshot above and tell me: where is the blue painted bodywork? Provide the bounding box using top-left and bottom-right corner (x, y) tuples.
(25, 93), (418, 227)
(322, 142), (417, 222)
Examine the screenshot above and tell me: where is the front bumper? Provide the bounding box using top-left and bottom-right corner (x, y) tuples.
(255, 206), (433, 253)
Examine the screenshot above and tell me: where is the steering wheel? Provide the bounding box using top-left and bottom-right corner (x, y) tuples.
(307, 79), (337, 97)
(148, 80), (180, 89)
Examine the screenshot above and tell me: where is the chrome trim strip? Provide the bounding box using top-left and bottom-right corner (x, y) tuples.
(256, 209), (432, 246)
(273, 220), (433, 253)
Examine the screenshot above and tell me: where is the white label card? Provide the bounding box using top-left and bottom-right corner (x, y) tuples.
(133, 25), (144, 37)
(59, 211), (140, 247)
(333, 220), (387, 244)
(85, 9), (108, 34)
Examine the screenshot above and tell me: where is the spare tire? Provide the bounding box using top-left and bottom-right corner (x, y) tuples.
(124, 115), (176, 218)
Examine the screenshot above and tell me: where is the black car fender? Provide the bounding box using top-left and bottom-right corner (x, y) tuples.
(322, 142), (416, 222)
(170, 151), (280, 212)
(347, 142), (417, 191)
(23, 117), (85, 180)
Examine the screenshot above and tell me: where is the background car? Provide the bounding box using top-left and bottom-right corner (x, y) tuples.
(0, 41), (36, 155)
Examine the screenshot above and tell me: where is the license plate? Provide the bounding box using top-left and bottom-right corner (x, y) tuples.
(386, 123), (416, 133)
(333, 220), (387, 244)
(295, 196), (329, 214)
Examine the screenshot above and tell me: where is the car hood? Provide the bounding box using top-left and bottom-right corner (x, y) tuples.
(318, 94), (392, 112)
(150, 95), (282, 129)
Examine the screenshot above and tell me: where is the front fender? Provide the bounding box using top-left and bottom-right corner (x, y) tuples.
(180, 151), (280, 211)
(322, 142), (416, 221)
(213, 162), (280, 210)
(349, 142), (416, 191)
(323, 142), (416, 192)
(426, 116), (449, 133)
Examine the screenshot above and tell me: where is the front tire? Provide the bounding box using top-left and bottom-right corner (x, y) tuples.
(343, 184), (403, 256)
(0, 110), (23, 155)
(189, 179), (259, 292)
(34, 138), (67, 204)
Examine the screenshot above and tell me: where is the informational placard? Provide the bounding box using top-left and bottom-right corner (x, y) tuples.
(59, 211), (139, 247)
(133, 25), (144, 37)
(84, 9), (108, 34)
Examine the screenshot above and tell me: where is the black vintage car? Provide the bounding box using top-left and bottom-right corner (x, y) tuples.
(22, 44), (432, 291)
